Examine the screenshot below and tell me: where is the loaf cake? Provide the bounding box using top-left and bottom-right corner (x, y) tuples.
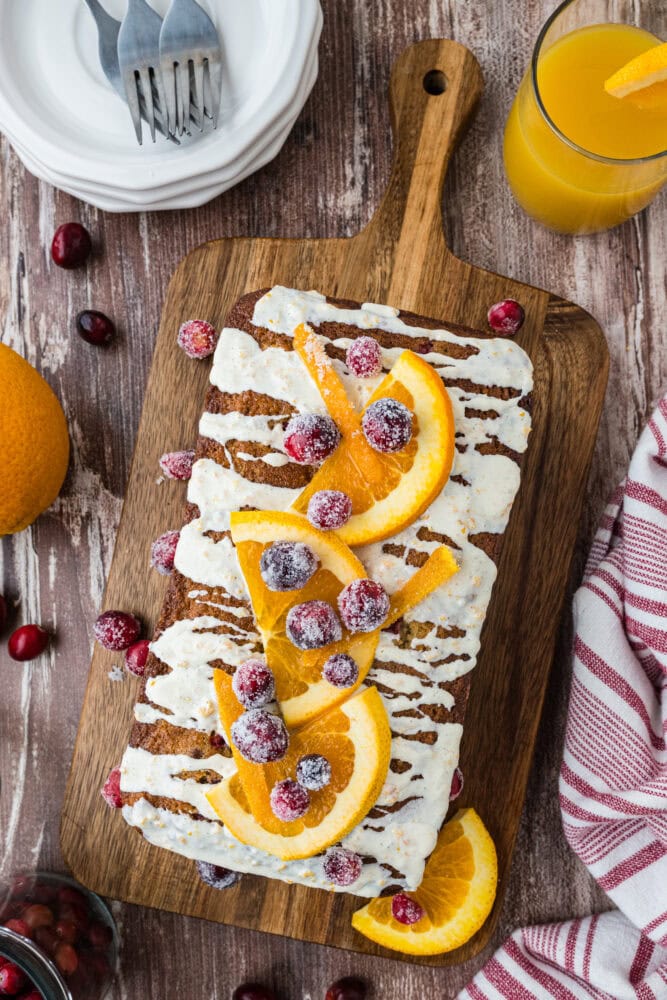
(120, 286), (533, 899)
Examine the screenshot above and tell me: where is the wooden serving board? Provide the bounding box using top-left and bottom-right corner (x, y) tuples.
(62, 40), (608, 966)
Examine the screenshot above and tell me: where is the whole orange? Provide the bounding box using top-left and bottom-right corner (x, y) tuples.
(0, 344), (70, 535)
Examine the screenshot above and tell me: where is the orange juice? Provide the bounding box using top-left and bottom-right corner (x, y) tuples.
(504, 23), (667, 233)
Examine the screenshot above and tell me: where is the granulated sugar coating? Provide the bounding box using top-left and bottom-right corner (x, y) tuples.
(286, 600), (342, 650)
(362, 397), (413, 453)
(260, 541), (319, 592)
(296, 753), (332, 791)
(283, 413), (341, 465)
(338, 579), (389, 633)
(323, 847), (362, 887)
(150, 529), (180, 575)
(232, 659), (276, 709)
(159, 449), (195, 480)
(94, 610), (141, 651)
(230, 709), (289, 763)
(346, 336), (383, 378)
(322, 652), (359, 688)
(177, 320), (219, 359)
(196, 861), (242, 890)
(269, 779), (310, 822)
(307, 490), (353, 531)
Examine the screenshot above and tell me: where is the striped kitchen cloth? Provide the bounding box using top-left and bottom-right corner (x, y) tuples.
(459, 396), (667, 999)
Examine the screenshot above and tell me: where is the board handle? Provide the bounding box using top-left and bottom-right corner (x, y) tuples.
(341, 40), (484, 302)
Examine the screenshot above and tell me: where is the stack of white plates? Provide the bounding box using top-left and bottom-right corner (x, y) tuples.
(0, 0), (322, 212)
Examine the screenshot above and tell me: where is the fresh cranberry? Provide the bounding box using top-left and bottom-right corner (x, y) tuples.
(322, 848), (362, 887)
(450, 766), (464, 801)
(232, 986), (277, 1000)
(286, 601), (342, 650)
(338, 579), (389, 633)
(487, 299), (525, 336)
(125, 639), (151, 677)
(101, 766), (123, 808)
(51, 223), (92, 269)
(177, 319), (219, 359)
(346, 336), (382, 378)
(55, 918), (79, 944)
(32, 885), (57, 905)
(56, 887), (87, 909)
(391, 892), (425, 925)
(283, 414), (340, 465)
(150, 529), (180, 575)
(209, 731), (227, 750)
(159, 449), (195, 480)
(22, 992), (44, 1000)
(0, 594), (7, 633)
(0, 961), (26, 994)
(196, 861), (242, 891)
(232, 659), (276, 709)
(307, 490), (353, 531)
(22, 905), (53, 930)
(86, 920), (113, 949)
(269, 779), (310, 822)
(93, 610), (141, 651)
(296, 753), (332, 791)
(322, 653), (359, 689)
(362, 398), (413, 453)
(230, 710), (289, 764)
(7, 625), (49, 662)
(88, 952), (111, 979)
(55, 943), (78, 976)
(3, 918), (31, 939)
(325, 977), (367, 1000)
(76, 310), (115, 346)
(259, 542), (319, 592)
(34, 925), (60, 956)
(56, 904), (88, 934)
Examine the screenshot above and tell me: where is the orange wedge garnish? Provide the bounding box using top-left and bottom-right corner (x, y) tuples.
(352, 808), (498, 955)
(605, 40), (667, 112)
(290, 326), (455, 547)
(207, 685), (391, 860)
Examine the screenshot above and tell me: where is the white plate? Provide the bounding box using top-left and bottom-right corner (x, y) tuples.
(0, 0), (321, 194)
(2, 43), (319, 212)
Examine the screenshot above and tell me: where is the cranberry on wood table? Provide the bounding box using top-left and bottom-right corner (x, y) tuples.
(1, 0), (665, 996)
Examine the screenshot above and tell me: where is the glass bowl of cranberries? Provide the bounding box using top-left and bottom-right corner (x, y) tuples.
(0, 872), (118, 999)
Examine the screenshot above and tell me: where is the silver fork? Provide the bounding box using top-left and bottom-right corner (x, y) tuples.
(159, 0), (223, 137)
(117, 0), (169, 145)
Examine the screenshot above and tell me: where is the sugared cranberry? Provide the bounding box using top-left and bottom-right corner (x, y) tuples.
(323, 848), (362, 887)
(0, 961), (26, 994)
(362, 398), (413, 453)
(55, 943), (78, 976)
(55, 919), (79, 944)
(3, 918), (31, 939)
(296, 753), (332, 791)
(286, 601), (342, 650)
(325, 977), (367, 1000)
(307, 490), (353, 531)
(230, 710), (289, 764)
(232, 986), (277, 1000)
(322, 653), (359, 688)
(391, 892), (425, 925)
(0, 594), (7, 633)
(34, 925), (60, 955)
(22, 905), (53, 930)
(125, 639), (150, 677)
(269, 779), (310, 823)
(487, 299), (525, 336)
(150, 529), (180, 575)
(232, 659), (276, 709)
(338, 579), (389, 633)
(93, 610), (141, 651)
(195, 861), (241, 890)
(159, 449), (195, 480)
(209, 731), (227, 750)
(76, 310), (115, 346)
(101, 767), (123, 808)
(177, 319), (219, 359)
(283, 414), (340, 465)
(260, 542), (319, 592)
(7, 625), (49, 662)
(51, 223), (92, 269)
(450, 766), (464, 801)
(346, 336), (382, 378)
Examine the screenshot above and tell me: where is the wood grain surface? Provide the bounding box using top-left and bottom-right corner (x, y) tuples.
(60, 36), (609, 968)
(1, 1), (665, 997)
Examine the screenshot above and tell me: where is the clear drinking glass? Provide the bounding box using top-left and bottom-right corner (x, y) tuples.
(503, 0), (667, 233)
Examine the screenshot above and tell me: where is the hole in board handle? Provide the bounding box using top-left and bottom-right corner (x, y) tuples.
(423, 70), (447, 95)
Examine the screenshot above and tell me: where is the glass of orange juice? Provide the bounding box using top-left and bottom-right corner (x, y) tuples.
(504, 0), (667, 233)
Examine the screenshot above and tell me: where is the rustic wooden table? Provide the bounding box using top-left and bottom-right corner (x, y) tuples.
(1, 1), (665, 997)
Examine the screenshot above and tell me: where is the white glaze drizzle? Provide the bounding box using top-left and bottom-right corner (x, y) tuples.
(123, 286), (533, 896)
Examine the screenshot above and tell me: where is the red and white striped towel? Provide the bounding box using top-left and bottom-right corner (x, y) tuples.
(459, 396), (667, 999)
